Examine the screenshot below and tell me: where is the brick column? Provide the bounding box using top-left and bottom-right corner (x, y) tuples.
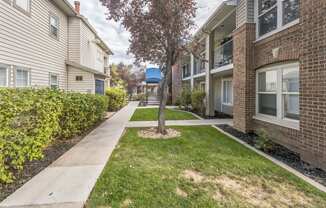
(233, 23), (256, 133)
(300, 0), (326, 170)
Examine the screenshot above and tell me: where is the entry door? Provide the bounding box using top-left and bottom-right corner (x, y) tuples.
(95, 79), (105, 95)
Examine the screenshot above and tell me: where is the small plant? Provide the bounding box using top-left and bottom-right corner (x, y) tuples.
(255, 129), (275, 152)
(180, 88), (192, 110)
(191, 90), (206, 115)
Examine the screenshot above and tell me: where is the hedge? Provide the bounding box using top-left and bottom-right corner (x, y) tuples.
(0, 89), (108, 183)
(191, 90), (206, 115)
(105, 87), (127, 111)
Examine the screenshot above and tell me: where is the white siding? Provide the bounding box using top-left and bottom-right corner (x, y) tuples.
(67, 66), (95, 94)
(68, 17), (81, 63)
(0, 0), (68, 89)
(236, 0), (254, 28)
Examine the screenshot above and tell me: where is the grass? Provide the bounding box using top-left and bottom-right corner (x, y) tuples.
(130, 108), (198, 121)
(87, 126), (326, 208)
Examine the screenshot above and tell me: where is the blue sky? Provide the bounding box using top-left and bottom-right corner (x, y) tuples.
(68, 0), (223, 65)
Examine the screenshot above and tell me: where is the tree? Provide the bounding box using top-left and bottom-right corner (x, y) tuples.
(100, 0), (197, 134)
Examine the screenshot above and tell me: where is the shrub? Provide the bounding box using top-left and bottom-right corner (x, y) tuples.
(191, 90), (206, 115)
(59, 93), (108, 138)
(0, 89), (108, 183)
(255, 129), (275, 152)
(180, 88), (192, 110)
(106, 87), (127, 111)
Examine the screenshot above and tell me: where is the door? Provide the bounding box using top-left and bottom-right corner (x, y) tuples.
(95, 79), (105, 95)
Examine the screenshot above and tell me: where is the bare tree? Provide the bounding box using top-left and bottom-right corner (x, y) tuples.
(100, 0), (197, 134)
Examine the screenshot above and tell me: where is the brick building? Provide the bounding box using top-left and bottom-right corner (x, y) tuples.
(172, 0), (326, 170)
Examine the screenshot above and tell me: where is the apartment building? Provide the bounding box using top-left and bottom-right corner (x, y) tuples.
(173, 0), (326, 171)
(0, 0), (112, 94)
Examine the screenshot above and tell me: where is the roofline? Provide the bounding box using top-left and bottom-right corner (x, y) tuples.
(193, 0), (237, 39)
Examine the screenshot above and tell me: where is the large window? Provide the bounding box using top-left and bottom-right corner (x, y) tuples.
(256, 0), (299, 37)
(50, 15), (59, 39)
(256, 63), (299, 127)
(15, 67), (30, 87)
(222, 79), (233, 105)
(0, 64), (8, 87)
(14, 0), (31, 14)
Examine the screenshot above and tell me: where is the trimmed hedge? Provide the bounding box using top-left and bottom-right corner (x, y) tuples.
(191, 90), (206, 115)
(106, 87), (127, 111)
(0, 89), (108, 183)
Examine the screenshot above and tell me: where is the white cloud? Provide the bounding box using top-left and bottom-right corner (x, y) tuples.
(68, 0), (223, 65)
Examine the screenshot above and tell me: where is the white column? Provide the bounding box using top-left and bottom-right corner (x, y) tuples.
(190, 54), (194, 90)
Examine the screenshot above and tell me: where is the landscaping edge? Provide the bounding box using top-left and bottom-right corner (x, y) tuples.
(211, 125), (326, 193)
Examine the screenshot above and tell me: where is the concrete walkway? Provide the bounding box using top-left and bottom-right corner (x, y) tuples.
(126, 119), (233, 128)
(0, 102), (139, 208)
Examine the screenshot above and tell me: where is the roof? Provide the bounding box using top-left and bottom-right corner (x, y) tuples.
(52, 0), (113, 55)
(66, 61), (109, 78)
(146, 68), (162, 84)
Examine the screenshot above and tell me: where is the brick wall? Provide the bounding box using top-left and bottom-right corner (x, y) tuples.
(233, 23), (256, 133)
(172, 63), (182, 104)
(299, 0), (326, 170)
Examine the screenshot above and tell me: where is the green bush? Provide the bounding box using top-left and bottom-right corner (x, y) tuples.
(0, 89), (108, 183)
(191, 90), (206, 115)
(180, 88), (192, 110)
(255, 129), (275, 152)
(106, 87), (127, 111)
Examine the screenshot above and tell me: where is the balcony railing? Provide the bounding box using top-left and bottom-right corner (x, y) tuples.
(214, 39), (233, 68)
(194, 59), (206, 75)
(182, 65), (191, 79)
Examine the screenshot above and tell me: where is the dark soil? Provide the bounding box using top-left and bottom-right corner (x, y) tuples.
(217, 124), (326, 187)
(0, 118), (108, 202)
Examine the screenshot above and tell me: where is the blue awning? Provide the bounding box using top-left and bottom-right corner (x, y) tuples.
(146, 68), (162, 84)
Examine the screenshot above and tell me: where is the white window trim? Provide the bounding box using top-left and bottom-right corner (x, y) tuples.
(49, 13), (60, 40)
(255, 62), (300, 130)
(221, 78), (233, 106)
(254, 0), (300, 42)
(49, 73), (59, 89)
(0, 64), (9, 87)
(14, 66), (31, 88)
(13, 0), (31, 16)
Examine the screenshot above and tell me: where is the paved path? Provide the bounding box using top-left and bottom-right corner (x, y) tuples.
(0, 102), (139, 208)
(126, 119), (233, 128)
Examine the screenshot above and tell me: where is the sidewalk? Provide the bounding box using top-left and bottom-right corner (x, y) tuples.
(0, 102), (139, 208)
(126, 119), (233, 128)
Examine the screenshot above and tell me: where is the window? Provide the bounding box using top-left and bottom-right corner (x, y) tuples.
(76, 76), (83, 81)
(222, 79), (233, 105)
(50, 15), (59, 39)
(15, 67), (30, 87)
(256, 63), (299, 127)
(256, 0), (299, 38)
(0, 64), (9, 87)
(14, 0), (31, 14)
(49, 73), (58, 89)
(200, 82), (205, 92)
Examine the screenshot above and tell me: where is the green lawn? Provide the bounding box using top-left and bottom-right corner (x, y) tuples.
(130, 108), (198, 121)
(87, 126), (326, 208)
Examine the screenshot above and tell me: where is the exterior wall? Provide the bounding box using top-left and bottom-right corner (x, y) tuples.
(172, 63), (182, 104)
(68, 17), (81, 63)
(0, 0), (68, 89)
(80, 21), (105, 73)
(236, 0), (254, 28)
(212, 75), (233, 116)
(67, 66), (95, 94)
(299, 0), (326, 170)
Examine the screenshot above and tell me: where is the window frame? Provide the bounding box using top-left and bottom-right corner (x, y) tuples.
(221, 78), (233, 106)
(13, 0), (31, 16)
(254, 0), (299, 41)
(255, 63), (299, 129)
(49, 73), (59, 89)
(0, 64), (9, 87)
(14, 66), (31, 88)
(76, 76), (83, 81)
(49, 13), (60, 40)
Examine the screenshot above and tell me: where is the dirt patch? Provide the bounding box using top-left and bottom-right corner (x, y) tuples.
(213, 175), (313, 207)
(121, 198), (132, 207)
(138, 128), (181, 139)
(181, 170), (204, 183)
(176, 187), (188, 197)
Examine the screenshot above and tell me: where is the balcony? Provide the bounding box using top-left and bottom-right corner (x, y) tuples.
(213, 39), (233, 69)
(194, 59), (206, 76)
(182, 64), (191, 79)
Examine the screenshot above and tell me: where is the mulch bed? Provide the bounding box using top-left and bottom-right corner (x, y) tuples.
(217, 124), (326, 187)
(0, 118), (109, 202)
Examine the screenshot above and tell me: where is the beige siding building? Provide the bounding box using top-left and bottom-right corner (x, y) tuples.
(0, 0), (112, 94)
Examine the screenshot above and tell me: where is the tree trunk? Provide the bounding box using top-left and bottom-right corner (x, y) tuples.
(158, 62), (172, 134)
